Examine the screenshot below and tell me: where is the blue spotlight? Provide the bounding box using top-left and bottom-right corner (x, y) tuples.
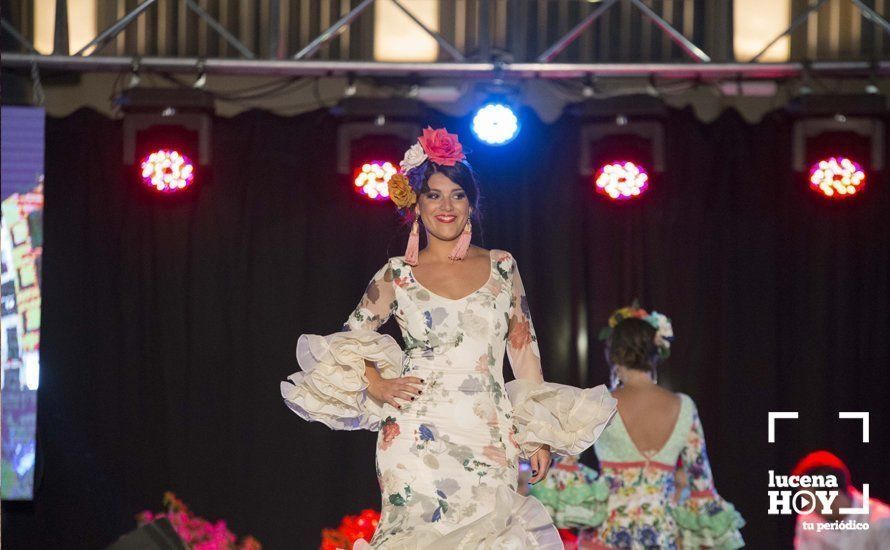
(471, 103), (520, 145)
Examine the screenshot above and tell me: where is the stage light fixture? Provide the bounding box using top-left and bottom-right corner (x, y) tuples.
(573, 95), (666, 202)
(595, 161), (650, 200)
(808, 157), (866, 199)
(354, 161), (398, 201)
(140, 149), (196, 193)
(471, 103), (520, 145)
(118, 88), (213, 197)
(789, 94), (884, 201)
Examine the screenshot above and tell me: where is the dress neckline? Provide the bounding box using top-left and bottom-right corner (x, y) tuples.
(404, 249), (495, 302)
(614, 393), (687, 462)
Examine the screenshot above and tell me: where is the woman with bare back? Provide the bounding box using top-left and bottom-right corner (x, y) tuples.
(531, 305), (746, 549)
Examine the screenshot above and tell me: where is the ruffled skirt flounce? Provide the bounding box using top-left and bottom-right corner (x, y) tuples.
(352, 486), (563, 550)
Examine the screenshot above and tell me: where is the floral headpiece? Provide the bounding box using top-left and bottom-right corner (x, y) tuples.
(387, 127), (466, 213)
(597, 299), (674, 359)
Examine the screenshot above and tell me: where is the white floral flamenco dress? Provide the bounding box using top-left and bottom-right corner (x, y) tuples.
(281, 249), (617, 548)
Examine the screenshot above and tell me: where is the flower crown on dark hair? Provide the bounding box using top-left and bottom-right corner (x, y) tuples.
(387, 127), (467, 213)
(598, 299), (675, 359)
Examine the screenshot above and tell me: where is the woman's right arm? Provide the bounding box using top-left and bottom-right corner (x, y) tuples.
(341, 262), (422, 408)
(341, 262), (397, 332)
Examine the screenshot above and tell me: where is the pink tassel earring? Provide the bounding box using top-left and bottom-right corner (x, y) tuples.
(404, 218), (420, 266)
(448, 219), (472, 261)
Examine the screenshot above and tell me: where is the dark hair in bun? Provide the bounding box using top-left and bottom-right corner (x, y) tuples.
(606, 317), (659, 371)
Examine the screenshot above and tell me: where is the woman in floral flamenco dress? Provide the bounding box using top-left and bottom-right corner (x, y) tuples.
(280, 128), (617, 549)
(535, 305), (745, 549)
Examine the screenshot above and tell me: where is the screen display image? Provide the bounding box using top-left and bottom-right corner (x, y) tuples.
(1, 106), (45, 500)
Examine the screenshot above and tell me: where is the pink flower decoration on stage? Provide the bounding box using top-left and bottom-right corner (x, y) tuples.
(136, 492), (261, 549)
(418, 127), (466, 166)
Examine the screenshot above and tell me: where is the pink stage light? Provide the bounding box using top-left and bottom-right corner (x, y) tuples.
(594, 161), (649, 201)
(808, 156), (866, 199)
(354, 161), (397, 201)
(139, 149), (195, 193)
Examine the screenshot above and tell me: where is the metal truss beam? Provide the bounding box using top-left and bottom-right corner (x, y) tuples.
(852, 0), (890, 35)
(538, 0), (710, 63)
(390, 0), (465, 62)
(537, 0), (619, 63)
(751, 0), (890, 62)
(749, 0), (831, 63)
(4, 1), (887, 71)
(628, 0), (710, 62)
(75, 0), (156, 56)
(1, 18), (39, 54)
(3, 54), (889, 80)
(184, 0), (256, 59)
(71, 0), (255, 58)
(292, 0), (375, 60)
(292, 0), (464, 61)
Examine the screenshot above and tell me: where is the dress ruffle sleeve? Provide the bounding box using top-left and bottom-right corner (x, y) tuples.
(281, 261), (404, 431)
(529, 456), (610, 529)
(669, 401), (745, 549)
(506, 379), (617, 457)
(501, 254), (617, 457)
(670, 499), (745, 549)
(280, 330), (405, 431)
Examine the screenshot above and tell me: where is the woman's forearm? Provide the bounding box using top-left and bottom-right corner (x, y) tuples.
(364, 359), (380, 382)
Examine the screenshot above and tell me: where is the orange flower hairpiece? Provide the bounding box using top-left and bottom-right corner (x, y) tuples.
(387, 173), (416, 209)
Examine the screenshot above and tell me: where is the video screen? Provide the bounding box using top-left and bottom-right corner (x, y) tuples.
(1, 106), (45, 500)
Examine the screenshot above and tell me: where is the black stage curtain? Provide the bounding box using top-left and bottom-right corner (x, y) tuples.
(3, 106), (888, 549)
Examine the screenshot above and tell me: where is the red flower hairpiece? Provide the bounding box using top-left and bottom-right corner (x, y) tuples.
(418, 127), (466, 166)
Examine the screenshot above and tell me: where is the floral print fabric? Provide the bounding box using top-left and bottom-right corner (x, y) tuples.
(349, 250), (546, 546)
(282, 249), (616, 548)
(531, 394), (745, 550)
(528, 455), (610, 530)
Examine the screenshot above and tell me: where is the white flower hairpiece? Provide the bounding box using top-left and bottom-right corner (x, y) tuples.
(399, 142), (427, 174)
(645, 311), (674, 354)
(599, 302), (675, 360)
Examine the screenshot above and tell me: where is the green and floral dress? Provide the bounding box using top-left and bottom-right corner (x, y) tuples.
(533, 393), (745, 549)
(281, 249), (617, 549)
(528, 455), (610, 530)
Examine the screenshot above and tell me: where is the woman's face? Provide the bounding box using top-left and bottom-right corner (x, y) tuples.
(415, 172), (472, 241)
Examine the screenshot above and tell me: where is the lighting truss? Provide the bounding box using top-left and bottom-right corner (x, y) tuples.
(2, 0), (890, 80)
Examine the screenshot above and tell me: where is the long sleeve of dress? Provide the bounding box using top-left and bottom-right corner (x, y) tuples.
(502, 255), (617, 459)
(670, 402), (746, 548)
(280, 261), (405, 432)
(341, 262), (397, 332)
(505, 260), (544, 383)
